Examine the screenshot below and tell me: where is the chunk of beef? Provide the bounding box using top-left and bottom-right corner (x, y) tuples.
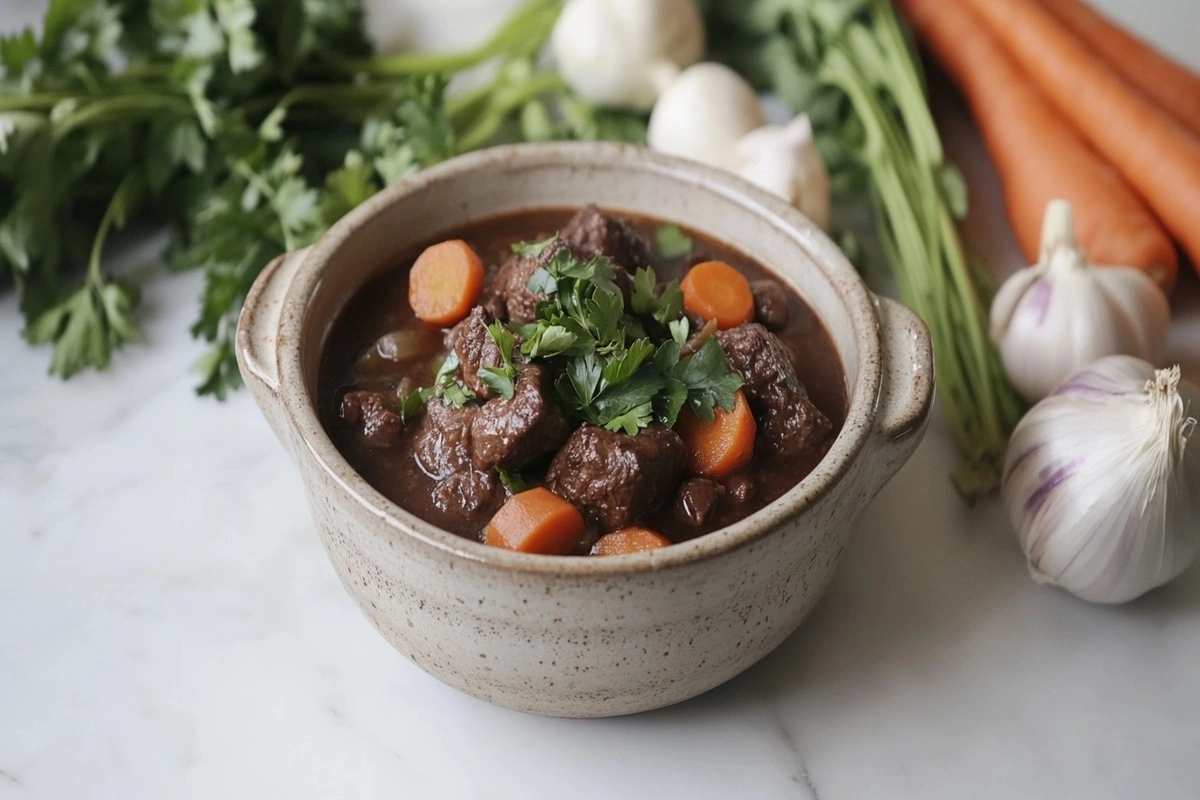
(716, 323), (832, 458)
(413, 400), (504, 516)
(448, 306), (506, 399)
(488, 238), (564, 323)
(470, 365), (571, 472)
(490, 237), (633, 324)
(477, 271), (509, 321)
(751, 280), (790, 330)
(546, 424), (685, 531)
(340, 391), (402, 448)
(675, 478), (725, 526)
(561, 204), (653, 270)
(725, 474), (756, 504)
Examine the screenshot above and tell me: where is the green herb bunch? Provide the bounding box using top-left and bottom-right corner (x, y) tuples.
(704, 0), (1025, 497)
(412, 237), (743, 437)
(0, 0), (639, 396)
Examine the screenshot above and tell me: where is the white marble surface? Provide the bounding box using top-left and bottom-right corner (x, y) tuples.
(3, 2), (1200, 798)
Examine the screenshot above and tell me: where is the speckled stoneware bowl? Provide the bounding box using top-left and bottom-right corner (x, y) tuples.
(237, 142), (933, 718)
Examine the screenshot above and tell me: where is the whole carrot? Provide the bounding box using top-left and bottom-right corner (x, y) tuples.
(959, 0), (1200, 273)
(896, 0), (1177, 290)
(1039, 0), (1200, 139)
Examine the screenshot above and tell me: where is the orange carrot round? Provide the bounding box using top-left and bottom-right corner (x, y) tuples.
(485, 487), (586, 555)
(680, 261), (754, 330)
(591, 527), (671, 556)
(674, 390), (756, 477)
(958, 0), (1200, 277)
(408, 239), (485, 326)
(1040, 0), (1200, 139)
(897, 0), (1178, 292)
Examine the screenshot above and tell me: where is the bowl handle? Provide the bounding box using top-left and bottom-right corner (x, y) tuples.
(235, 247), (310, 436)
(868, 295), (935, 468)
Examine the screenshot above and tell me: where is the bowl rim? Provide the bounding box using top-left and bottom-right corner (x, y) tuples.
(273, 142), (883, 575)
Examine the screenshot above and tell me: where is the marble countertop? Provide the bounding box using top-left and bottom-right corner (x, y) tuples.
(3, 2), (1199, 798)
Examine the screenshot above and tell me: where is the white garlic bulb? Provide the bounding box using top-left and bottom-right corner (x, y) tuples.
(647, 62), (766, 166)
(719, 115), (831, 229)
(1003, 356), (1200, 604)
(550, 0), (705, 111)
(990, 200), (1170, 402)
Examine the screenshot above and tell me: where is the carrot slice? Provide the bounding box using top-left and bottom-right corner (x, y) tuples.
(485, 487), (586, 555)
(959, 0), (1200, 273)
(897, 0), (1178, 291)
(591, 527), (671, 556)
(408, 239), (485, 326)
(674, 390), (756, 477)
(680, 261), (754, 330)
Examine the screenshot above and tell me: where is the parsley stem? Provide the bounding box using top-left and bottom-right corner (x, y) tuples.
(87, 172), (141, 285)
(51, 94), (193, 140)
(245, 82), (402, 118)
(0, 93), (74, 110)
(808, 0), (1023, 495)
(356, 0), (562, 77)
(454, 72), (566, 152)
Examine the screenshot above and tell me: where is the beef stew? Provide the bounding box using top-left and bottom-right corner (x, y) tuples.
(320, 206), (846, 555)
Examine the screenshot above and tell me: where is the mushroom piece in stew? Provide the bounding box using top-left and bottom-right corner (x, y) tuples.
(320, 206), (846, 555)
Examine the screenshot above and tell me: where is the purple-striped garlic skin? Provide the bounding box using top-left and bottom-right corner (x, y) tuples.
(1002, 356), (1200, 604)
(989, 201), (1169, 403)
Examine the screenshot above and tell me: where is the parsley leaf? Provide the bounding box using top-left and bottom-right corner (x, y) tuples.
(477, 321), (517, 399)
(525, 267), (558, 297)
(594, 371), (666, 434)
(26, 276), (140, 378)
(655, 224), (693, 258)
(512, 234), (558, 257)
(630, 266), (683, 325)
(399, 386), (431, 423)
(601, 338), (655, 385)
(669, 338), (744, 421)
(496, 467), (529, 494)
(431, 351), (475, 408)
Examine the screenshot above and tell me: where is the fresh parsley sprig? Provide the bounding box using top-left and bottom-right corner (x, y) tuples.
(477, 321), (518, 400)
(513, 244), (742, 434)
(3, 0), (652, 398)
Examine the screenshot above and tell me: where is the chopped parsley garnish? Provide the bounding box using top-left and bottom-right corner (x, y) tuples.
(431, 352), (475, 408)
(655, 224), (694, 259)
(511, 234), (558, 258)
(524, 248), (741, 432)
(477, 321), (518, 400)
(405, 243), (742, 434)
(630, 266), (684, 325)
(496, 467), (529, 494)
(399, 386), (432, 423)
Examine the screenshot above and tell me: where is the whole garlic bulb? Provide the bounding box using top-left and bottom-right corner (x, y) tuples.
(647, 62), (766, 165)
(990, 199), (1170, 402)
(550, 0), (705, 111)
(720, 115), (831, 229)
(1003, 356), (1200, 604)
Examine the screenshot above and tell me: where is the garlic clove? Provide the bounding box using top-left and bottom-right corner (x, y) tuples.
(551, 0), (705, 111)
(988, 264), (1045, 341)
(719, 116), (831, 229)
(647, 62), (766, 165)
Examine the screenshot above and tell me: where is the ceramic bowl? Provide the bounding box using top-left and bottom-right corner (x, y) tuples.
(237, 142), (933, 717)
